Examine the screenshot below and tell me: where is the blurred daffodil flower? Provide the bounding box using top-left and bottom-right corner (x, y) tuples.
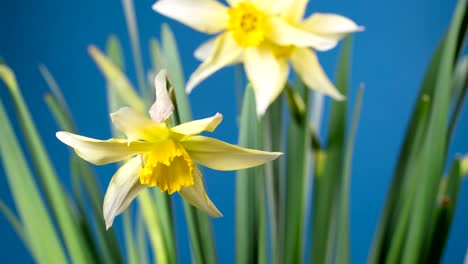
(57, 70), (282, 229)
(153, 0), (363, 116)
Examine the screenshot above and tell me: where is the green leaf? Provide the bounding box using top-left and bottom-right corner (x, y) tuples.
(0, 98), (67, 264)
(0, 200), (32, 257)
(448, 56), (468, 138)
(236, 85), (263, 264)
(122, 0), (147, 98)
(123, 211), (140, 264)
(283, 79), (310, 264)
(424, 157), (465, 262)
(0, 65), (92, 264)
(336, 84), (364, 264)
(88, 45), (145, 112)
(402, 1), (467, 262)
(161, 23), (191, 122)
(42, 66), (123, 264)
(311, 37), (352, 264)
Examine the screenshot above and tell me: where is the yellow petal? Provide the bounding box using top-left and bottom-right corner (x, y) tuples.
(111, 107), (169, 141)
(281, 0), (308, 23)
(244, 46), (289, 116)
(56, 131), (154, 165)
(290, 48), (344, 100)
(194, 37), (217, 61)
(300, 13), (364, 40)
(182, 135), (282, 170)
(179, 167), (222, 217)
(267, 17), (338, 51)
(103, 157), (144, 229)
(186, 33), (243, 93)
(171, 113), (223, 136)
(152, 0), (228, 34)
(149, 69), (174, 123)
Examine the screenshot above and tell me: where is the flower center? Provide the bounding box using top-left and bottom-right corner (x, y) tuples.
(140, 139), (195, 194)
(227, 2), (267, 47)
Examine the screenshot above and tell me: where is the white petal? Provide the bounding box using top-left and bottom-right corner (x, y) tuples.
(244, 46), (289, 116)
(281, 0), (308, 23)
(182, 135), (282, 170)
(179, 167), (222, 217)
(103, 157), (144, 229)
(300, 13), (364, 40)
(290, 48), (344, 100)
(111, 107), (169, 141)
(171, 113), (223, 136)
(149, 70), (174, 123)
(56, 131), (154, 165)
(194, 37), (217, 61)
(186, 34), (243, 93)
(152, 0), (228, 34)
(267, 17), (338, 51)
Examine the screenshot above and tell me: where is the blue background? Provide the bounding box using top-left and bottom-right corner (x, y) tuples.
(0, 0), (467, 263)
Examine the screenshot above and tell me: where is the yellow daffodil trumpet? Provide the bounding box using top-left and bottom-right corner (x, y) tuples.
(57, 70), (282, 229)
(153, 0), (363, 116)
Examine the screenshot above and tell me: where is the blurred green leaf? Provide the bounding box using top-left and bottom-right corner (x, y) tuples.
(0, 65), (92, 263)
(311, 37), (352, 264)
(0, 98), (67, 264)
(88, 45), (145, 112)
(0, 200), (32, 257)
(336, 84), (363, 264)
(402, 1), (467, 262)
(284, 79), (310, 264)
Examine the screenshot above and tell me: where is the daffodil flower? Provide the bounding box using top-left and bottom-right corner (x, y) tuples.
(152, 0), (363, 116)
(57, 70), (282, 229)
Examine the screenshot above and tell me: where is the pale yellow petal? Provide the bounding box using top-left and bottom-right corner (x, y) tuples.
(194, 37), (217, 61)
(111, 107), (169, 141)
(267, 17), (338, 51)
(56, 131), (154, 165)
(179, 167), (222, 217)
(182, 135), (282, 170)
(264, 0), (294, 14)
(290, 48), (344, 100)
(244, 46), (289, 116)
(281, 0), (308, 23)
(103, 157), (145, 229)
(300, 13), (364, 40)
(186, 33), (243, 93)
(149, 69), (174, 123)
(152, 0), (228, 34)
(171, 113), (223, 136)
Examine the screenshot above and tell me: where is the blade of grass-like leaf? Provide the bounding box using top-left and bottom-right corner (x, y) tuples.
(264, 96), (283, 264)
(88, 45), (145, 112)
(402, 1), (467, 262)
(150, 38), (163, 75)
(0, 200), (32, 257)
(284, 79), (310, 264)
(0, 65), (92, 264)
(0, 99), (67, 263)
(369, 11), (468, 261)
(122, 0), (147, 99)
(39, 64), (71, 115)
(236, 85), (260, 264)
(161, 24), (191, 122)
(335, 85), (363, 264)
(43, 73), (123, 264)
(449, 56), (468, 138)
(136, 209), (150, 264)
(123, 211), (140, 264)
(424, 156), (464, 262)
(311, 37), (352, 264)
(384, 96), (431, 264)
